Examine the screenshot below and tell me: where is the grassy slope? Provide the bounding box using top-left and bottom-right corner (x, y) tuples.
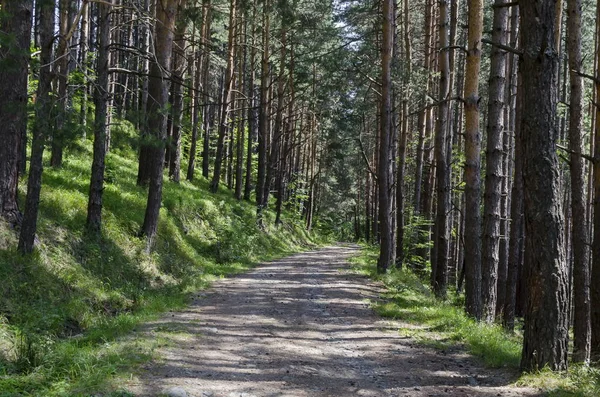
(0, 121), (326, 396)
(349, 246), (600, 397)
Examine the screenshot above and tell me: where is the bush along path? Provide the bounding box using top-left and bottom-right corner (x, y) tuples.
(118, 245), (540, 396)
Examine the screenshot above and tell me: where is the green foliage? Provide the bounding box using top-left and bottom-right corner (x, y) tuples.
(0, 123), (324, 396)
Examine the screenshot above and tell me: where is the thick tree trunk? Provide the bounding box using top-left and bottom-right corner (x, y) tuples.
(463, 0), (483, 319)
(520, 0), (569, 372)
(0, 0), (32, 225)
(18, 0), (54, 253)
(140, 0), (178, 248)
(86, 0), (112, 232)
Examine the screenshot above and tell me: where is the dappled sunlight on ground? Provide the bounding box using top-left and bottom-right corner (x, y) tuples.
(123, 246), (541, 397)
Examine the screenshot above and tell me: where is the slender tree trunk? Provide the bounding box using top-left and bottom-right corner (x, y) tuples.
(187, 47), (201, 181)
(395, 0), (411, 267)
(86, 0), (112, 232)
(590, 0), (600, 361)
(210, 0), (236, 193)
(0, 0), (33, 225)
(50, 0), (70, 168)
(169, 0), (188, 183)
(481, 0), (509, 323)
(463, 0), (483, 319)
(433, 0), (451, 297)
(256, 0), (270, 220)
(519, 0), (569, 372)
(234, 18), (246, 200)
(18, 0), (54, 253)
(504, 5), (522, 331)
(244, 2), (257, 201)
(200, 0), (212, 179)
(565, 0), (591, 364)
(140, 0), (178, 248)
(377, 0), (395, 272)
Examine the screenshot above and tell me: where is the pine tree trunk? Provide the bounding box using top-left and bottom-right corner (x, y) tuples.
(18, 0), (54, 253)
(481, 0), (509, 323)
(565, 0), (591, 364)
(256, 0), (270, 220)
(50, 0), (70, 168)
(210, 0), (236, 193)
(377, 0), (395, 273)
(463, 0), (483, 319)
(0, 0), (32, 225)
(169, 1), (188, 183)
(86, 0), (111, 232)
(140, 0), (178, 248)
(187, 46), (201, 181)
(503, 5), (522, 331)
(590, 0), (600, 361)
(244, 2), (257, 201)
(519, 0), (569, 372)
(433, 0), (451, 297)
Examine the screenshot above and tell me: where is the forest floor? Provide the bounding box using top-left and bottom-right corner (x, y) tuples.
(121, 245), (542, 397)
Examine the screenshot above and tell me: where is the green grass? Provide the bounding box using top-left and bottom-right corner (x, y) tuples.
(0, 120), (329, 396)
(349, 245), (600, 396)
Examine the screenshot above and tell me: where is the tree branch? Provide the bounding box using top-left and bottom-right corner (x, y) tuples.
(557, 144), (595, 163)
(482, 38), (523, 56)
(356, 137), (378, 180)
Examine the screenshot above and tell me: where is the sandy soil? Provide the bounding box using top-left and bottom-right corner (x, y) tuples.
(124, 245), (542, 397)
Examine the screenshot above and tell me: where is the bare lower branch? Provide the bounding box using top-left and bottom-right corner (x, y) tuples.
(482, 38), (523, 56)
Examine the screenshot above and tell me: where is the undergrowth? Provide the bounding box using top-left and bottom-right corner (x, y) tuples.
(349, 245), (600, 397)
(0, 119), (328, 396)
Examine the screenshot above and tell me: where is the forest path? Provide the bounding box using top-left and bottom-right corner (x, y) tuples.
(124, 245), (540, 397)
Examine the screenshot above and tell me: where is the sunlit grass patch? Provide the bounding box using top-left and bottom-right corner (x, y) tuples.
(0, 123), (327, 396)
(350, 245), (600, 395)
(349, 246), (521, 369)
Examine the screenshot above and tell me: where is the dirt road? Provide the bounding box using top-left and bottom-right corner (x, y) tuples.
(125, 245), (541, 396)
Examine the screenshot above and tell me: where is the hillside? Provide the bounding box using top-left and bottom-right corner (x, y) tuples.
(0, 120), (325, 396)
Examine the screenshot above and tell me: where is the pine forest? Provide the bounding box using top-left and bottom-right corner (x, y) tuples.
(1, 0), (600, 395)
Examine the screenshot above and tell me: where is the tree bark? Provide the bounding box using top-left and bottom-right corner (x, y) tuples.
(481, 0), (509, 323)
(463, 0), (483, 319)
(565, 0), (591, 364)
(377, 0), (395, 273)
(169, 0), (188, 183)
(209, 0), (236, 193)
(590, 0), (600, 361)
(256, 0), (270, 221)
(433, 0), (451, 297)
(140, 0), (178, 248)
(86, 0), (112, 232)
(0, 0), (32, 225)
(519, 0), (569, 372)
(18, 0), (54, 253)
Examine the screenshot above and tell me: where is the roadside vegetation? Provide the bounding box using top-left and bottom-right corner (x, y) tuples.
(0, 121), (327, 396)
(349, 246), (600, 397)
